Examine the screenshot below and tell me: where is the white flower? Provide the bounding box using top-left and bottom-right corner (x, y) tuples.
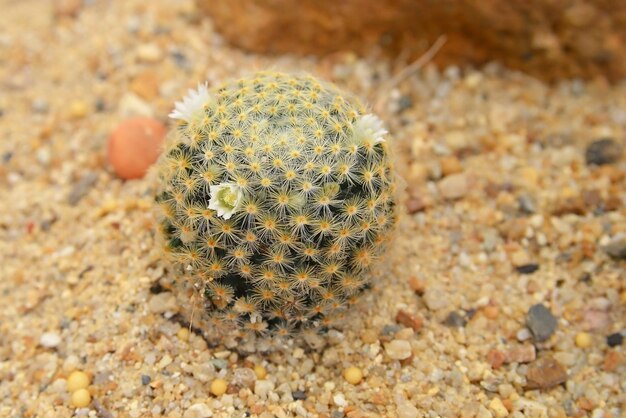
(169, 82), (210, 122)
(353, 114), (388, 144)
(208, 182), (243, 220)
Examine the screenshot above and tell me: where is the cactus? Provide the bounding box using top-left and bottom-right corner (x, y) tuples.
(155, 71), (396, 337)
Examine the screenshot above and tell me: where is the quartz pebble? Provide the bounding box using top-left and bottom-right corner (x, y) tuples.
(385, 339), (412, 360)
(526, 303), (557, 342)
(439, 173), (468, 199)
(107, 117), (166, 180)
(254, 379), (275, 399)
(184, 403), (213, 418)
(40, 332), (61, 348)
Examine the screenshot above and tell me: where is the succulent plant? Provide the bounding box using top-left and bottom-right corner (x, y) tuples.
(155, 71), (396, 337)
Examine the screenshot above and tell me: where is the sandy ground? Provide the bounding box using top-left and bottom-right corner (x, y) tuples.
(0, 1), (625, 417)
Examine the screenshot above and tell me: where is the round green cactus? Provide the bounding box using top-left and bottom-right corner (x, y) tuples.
(155, 71), (396, 337)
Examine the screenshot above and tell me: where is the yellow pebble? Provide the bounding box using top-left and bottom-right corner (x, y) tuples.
(67, 371), (90, 392)
(254, 365), (267, 379)
(575, 332), (592, 348)
(177, 327), (190, 342)
(343, 366), (363, 385)
(71, 388), (91, 408)
(620, 290), (626, 305)
(210, 378), (228, 396)
(69, 101), (88, 119)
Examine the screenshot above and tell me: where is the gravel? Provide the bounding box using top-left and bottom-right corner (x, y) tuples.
(526, 303), (558, 342)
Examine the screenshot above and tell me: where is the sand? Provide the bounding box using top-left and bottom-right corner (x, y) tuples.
(0, 1), (624, 417)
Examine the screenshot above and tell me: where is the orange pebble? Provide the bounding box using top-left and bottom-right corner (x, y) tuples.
(107, 117), (166, 179)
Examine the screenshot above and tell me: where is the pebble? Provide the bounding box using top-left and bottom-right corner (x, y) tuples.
(71, 388), (91, 408)
(423, 288), (448, 311)
(395, 309), (422, 331)
(443, 311), (466, 327)
(525, 357), (567, 389)
(119, 93), (154, 116)
(439, 173), (468, 200)
(604, 236), (626, 260)
(583, 309), (610, 331)
(488, 397), (508, 418)
(343, 367), (363, 385)
(575, 332), (593, 348)
(108, 117), (166, 179)
(396, 399), (419, 418)
(69, 100), (89, 119)
(232, 367), (256, 389)
(67, 172), (99, 205)
(136, 43), (164, 63)
(210, 379), (228, 396)
(141, 375), (151, 385)
(504, 344), (536, 363)
(67, 371), (90, 392)
(516, 328), (532, 342)
(54, 0), (82, 18)
(407, 276), (426, 295)
(292, 390), (307, 400)
(606, 332), (623, 347)
(333, 393), (347, 407)
(585, 138), (623, 165)
(515, 263), (540, 274)
(385, 339), (412, 360)
(253, 365), (267, 379)
(40, 332), (61, 348)
(184, 403), (213, 418)
(526, 303), (557, 342)
(254, 379), (275, 399)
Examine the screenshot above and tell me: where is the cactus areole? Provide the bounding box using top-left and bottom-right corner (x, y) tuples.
(155, 72), (396, 337)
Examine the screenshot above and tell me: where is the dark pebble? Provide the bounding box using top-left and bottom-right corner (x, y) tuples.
(331, 412), (345, 418)
(516, 263), (539, 274)
(526, 303), (557, 342)
(67, 172), (98, 205)
(604, 237), (626, 260)
(381, 324), (401, 336)
(150, 282), (165, 294)
(518, 194), (536, 214)
(443, 311), (466, 327)
(95, 98), (107, 112)
(141, 375), (151, 385)
(397, 95), (413, 112)
(585, 138), (623, 166)
(292, 390), (307, 400)
(578, 272), (592, 284)
(607, 332), (624, 347)
(2, 152), (13, 163)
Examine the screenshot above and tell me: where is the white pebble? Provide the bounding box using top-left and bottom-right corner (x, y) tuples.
(184, 403), (213, 418)
(516, 328), (532, 342)
(385, 339), (412, 360)
(254, 379), (275, 400)
(333, 393), (347, 407)
(40, 332), (61, 348)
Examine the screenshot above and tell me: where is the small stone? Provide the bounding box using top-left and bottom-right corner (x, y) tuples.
(32, 99), (49, 113)
(292, 390), (306, 400)
(232, 367), (256, 389)
(606, 332), (623, 347)
(443, 311), (466, 327)
(603, 350), (623, 372)
(108, 117), (166, 180)
(54, 0), (82, 17)
(575, 332), (593, 348)
(119, 93), (153, 116)
(488, 398), (508, 418)
(136, 43), (164, 63)
(148, 292), (177, 314)
(141, 375), (151, 385)
(585, 138), (623, 165)
(440, 156), (462, 176)
(504, 344), (536, 363)
(395, 310), (422, 331)
(253, 365), (267, 379)
(130, 70), (160, 100)
(526, 303), (557, 342)
(516, 263), (539, 274)
(67, 172), (98, 205)
(343, 367), (363, 385)
(210, 379), (228, 396)
(525, 357), (567, 389)
(487, 349), (506, 369)
(396, 399), (419, 418)
(67, 371), (90, 392)
(439, 173), (468, 200)
(483, 305), (499, 320)
(177, 328), (190, 341)
(582, 309), (610, 331)
(184, 403), (213, 418)
(360, 329), (378, 344)
(385, 340), (412, 360)
(254, 379), (274, 399)
(516, 328), (532, 342)
(40, 332), (61, 348)
(407, 276), (426, 295)
(70, 388), (91, 408)
(518, 194), (536, 214)
(333, 393), (347, 407)
(604, 236), (626, 260)
(423, 289), (447, 311)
